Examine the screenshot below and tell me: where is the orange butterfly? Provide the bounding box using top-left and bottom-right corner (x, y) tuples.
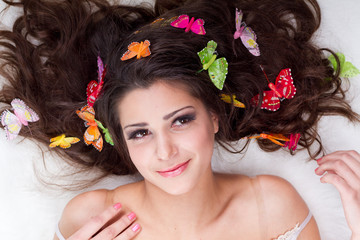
(76, 105), (103, 151)
(121, 40), (151, 61)
(246, 133), (290, 147)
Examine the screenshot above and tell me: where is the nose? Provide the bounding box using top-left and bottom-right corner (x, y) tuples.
(155, 131), (177, 161)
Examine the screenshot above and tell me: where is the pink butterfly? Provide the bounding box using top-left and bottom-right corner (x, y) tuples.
(283, 133), (301, 152)
(233, 8), (260, 56)
(170, 15), (206, 35)
(0, 98), (39, 140)
(251, 68), (296, 111)
(87, 56), (106, 107)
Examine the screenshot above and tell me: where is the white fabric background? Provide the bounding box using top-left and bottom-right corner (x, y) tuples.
(0, 0), (359, 239)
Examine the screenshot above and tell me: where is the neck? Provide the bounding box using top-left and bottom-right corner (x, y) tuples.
(139, 166), (222, 234)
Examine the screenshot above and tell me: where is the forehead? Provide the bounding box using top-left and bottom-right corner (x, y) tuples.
(117, 82), (203, 124)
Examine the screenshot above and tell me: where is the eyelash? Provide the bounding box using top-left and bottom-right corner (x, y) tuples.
(127, 114), (196, 140)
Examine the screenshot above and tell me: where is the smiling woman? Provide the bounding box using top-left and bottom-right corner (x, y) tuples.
(118, 82), (218, 195)
(1, 0), (360, 239)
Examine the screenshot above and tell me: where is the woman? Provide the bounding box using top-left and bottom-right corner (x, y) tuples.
(0, 0), (359, 239)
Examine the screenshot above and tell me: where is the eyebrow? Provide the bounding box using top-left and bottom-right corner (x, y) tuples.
(123, 106), (194, 130)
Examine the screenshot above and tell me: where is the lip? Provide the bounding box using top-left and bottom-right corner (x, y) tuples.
(157, 160), (190, 178)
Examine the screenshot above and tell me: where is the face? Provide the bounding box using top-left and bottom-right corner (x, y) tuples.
(118, 81), (219, 195)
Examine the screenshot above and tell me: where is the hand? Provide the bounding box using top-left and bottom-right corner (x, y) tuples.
(67, 203), (141, 240)
(315, 150), (360, 239)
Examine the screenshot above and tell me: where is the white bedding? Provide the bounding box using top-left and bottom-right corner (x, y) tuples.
(0, 0), (359, 239)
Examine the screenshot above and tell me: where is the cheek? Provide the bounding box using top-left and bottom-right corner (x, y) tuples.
(126, 142), (153, 172)
(182, 123), (215, 156)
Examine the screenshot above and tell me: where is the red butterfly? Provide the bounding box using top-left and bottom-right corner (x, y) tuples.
(87, 56), (106, 107)
(251, 68), (296, 111)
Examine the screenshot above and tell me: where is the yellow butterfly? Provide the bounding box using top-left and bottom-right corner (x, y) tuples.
(220, 94), (245, 108)
(49, 134), (80, 149)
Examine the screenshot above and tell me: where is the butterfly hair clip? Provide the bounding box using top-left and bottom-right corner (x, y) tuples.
(197, 40), (228, 90)
(246, 133), (301, 152)
(245, 133), (290, 147)
(283, 133), (301, 152)
(1, 98), (39, 140)
(328, 52), (360, 79)
(233, 8), (260, 57)
(170, 15), (206, 35)
(220, 94), (245, 108)
(76, 105), (114, 151)
(121, 40), (151, 61)
(87, 56), (106, 107)
(251, 67), (296, 111)
(49, 134), (80, 149)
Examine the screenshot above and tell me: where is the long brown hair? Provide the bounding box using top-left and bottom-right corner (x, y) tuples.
(0, 0), (358, 183)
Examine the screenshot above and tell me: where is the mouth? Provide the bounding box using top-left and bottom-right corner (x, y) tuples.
(157, 160), (190, 178)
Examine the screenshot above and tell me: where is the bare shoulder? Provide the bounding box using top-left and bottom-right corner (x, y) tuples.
(58, 189), (110, 238)
(256, 175), (320, 239)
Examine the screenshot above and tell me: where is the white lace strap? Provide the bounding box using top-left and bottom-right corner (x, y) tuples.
(291, 212), (312, 239)
(273, 211), (312, 240)
(55, 223), (66, 240)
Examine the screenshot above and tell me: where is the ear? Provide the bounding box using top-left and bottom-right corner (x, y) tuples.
(210, 112), (219, 134)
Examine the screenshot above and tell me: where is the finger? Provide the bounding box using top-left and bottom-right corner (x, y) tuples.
(316, 152), (360, 190)
(320, 173), (353, 202)
(92, 212), (138, 240)
(69, 203), (123, 240)
(115, 223), (141, 240)
(318, 150), (360, 176)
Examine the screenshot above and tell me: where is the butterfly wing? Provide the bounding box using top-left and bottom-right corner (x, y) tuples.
(61, 136), (80, 149)
(190, 18), (206, 35)
(220, 94), (245, 108)
(86, 80), (99, 107)
(1, 110), (22, 140)
(240, 26), (260, 56)
(140, 40), (151, 58)
(342, 61), (360, 78)
(76, 105), (96, 123)
(208, 57), (228, 90)
(11, 98), (39, 126)
(275, 68), (296, 99)
(233, 8), (243, 39)
(252, 91), (281, 111)
(197, 40), (217, 66)
(121, 42), (140, 61)
(84, 125), (103, 151)
(170, 15), (190, 29)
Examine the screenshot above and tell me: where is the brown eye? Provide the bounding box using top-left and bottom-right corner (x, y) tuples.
(172, 114), (196, 127)
(128, 129), (151, 140)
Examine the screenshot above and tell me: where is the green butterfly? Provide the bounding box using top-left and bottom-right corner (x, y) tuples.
(328, 52), (360, 78)
(197, 40), (228, 90)
(94, 119), (114, 146)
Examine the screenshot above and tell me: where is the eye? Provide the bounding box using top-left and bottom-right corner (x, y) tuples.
(172, 114), (196, 128)
(128, 129), (151, 140)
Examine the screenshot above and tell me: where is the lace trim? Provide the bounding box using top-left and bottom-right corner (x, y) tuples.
(272, 223), (300, 240)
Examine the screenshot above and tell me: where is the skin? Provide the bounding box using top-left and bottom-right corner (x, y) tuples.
(55, 81), (321, 239)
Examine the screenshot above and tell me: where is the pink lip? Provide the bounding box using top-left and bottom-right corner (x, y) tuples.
(157, 160), (190, 178)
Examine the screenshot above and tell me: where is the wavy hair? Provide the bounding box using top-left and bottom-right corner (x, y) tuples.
(0, 0), (358, 182)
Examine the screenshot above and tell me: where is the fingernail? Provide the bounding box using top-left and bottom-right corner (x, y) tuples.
(314, 167), (319, 174)
(113, 203), (122, 210)
(316, 158), (322, 162)
(127, 212), (136, 221)
(132, 223), (141, 232)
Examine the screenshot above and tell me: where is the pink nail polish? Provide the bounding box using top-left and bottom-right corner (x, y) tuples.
(113, 203), (122, 210)
(132, 223), (141, 232)
(127, 212), (136, 221)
